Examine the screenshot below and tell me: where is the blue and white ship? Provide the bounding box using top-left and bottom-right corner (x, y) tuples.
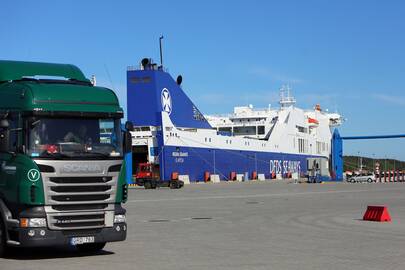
(127, 59), (343, 182)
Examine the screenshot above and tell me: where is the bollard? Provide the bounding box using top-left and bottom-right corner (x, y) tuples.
(384, 171), (387, 182)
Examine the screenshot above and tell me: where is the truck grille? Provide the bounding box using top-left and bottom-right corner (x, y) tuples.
(47, 176), (116, 205)
(41, 170), (119, 231)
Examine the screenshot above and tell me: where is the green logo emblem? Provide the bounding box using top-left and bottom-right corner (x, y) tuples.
(27, 169), (40, 182)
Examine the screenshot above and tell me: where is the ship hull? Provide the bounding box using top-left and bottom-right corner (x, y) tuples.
(161, 145), (323, 181)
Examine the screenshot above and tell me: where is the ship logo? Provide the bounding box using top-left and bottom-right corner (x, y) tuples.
(161, 88), (172, 115)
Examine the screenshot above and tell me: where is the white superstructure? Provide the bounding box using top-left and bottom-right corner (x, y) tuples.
(205, 86), (342, 157)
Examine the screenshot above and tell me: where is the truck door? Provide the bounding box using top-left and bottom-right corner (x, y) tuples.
(0, 114), (19, 198)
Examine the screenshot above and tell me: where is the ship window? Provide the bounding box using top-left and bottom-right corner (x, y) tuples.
(258, 126), (265, 135)
(298, 138), (308, 153)
(140, 76), (151, 83)
(296, 125), (307, 133)
(130, 77), (141, 83)
(234, 126), (256, 136)
(205, 138), (207, 142)
(218, 127), (232, 133)
(209, 138), (212, 142)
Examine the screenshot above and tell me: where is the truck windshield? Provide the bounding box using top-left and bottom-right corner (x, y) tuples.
(27, 117), (123, 159)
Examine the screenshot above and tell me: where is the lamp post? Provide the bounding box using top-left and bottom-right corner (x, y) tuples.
(372, 153), (375, 173)
(358, 151), (360, 172)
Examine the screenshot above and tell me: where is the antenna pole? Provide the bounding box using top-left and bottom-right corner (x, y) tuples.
(159, 35), (164, 67)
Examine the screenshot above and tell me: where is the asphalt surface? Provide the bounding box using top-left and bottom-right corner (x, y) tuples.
(2, 181), (405, 270)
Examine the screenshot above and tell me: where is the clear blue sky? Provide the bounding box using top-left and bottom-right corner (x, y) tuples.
(1, 0), (404, 161)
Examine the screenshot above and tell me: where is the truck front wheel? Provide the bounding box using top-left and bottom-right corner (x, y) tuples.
(0, 218), (6, 257)
(144, 181), (152, 189)
(76, 242), (106, 253)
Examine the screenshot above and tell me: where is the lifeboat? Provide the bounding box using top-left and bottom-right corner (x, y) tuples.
(308, 117), (319, 125)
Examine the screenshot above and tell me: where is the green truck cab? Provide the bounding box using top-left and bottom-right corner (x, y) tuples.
(0, 60), (132, 255)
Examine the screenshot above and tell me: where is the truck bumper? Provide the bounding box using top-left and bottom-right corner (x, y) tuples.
(15, 223), (127, 247)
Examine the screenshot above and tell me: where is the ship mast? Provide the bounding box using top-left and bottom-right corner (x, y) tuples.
(279, 85), (296, 108)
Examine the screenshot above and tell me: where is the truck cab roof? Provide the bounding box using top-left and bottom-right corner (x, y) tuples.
(0, 60), (90, 83)
(0, 60), (123, 117)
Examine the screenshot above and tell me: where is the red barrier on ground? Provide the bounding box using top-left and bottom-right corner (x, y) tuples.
(363, 206), (391, 222)
(171, 172), (179, 180)
(252, 171), (258, 180)
(204, 171), (210, 182)
(271, 171), (276, 179)
(229, 171), (236, 181)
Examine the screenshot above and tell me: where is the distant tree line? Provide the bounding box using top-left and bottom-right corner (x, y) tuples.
(343, 155), (405, 172)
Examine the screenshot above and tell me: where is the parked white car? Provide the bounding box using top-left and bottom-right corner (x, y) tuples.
(347, 172), (375, 183)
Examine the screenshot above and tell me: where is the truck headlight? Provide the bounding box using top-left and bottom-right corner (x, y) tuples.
(114, 214), (126, 223)
(20, 218), (47, 228)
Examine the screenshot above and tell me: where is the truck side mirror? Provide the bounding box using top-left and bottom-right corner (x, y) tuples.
(123, 131), (132, 154)
(0, 119), (10, 152)
(123, 121), (133, 154)
(125, 121), (134, 131)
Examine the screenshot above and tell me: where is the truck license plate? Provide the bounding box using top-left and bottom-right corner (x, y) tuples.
(70, 236), (95, 245)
